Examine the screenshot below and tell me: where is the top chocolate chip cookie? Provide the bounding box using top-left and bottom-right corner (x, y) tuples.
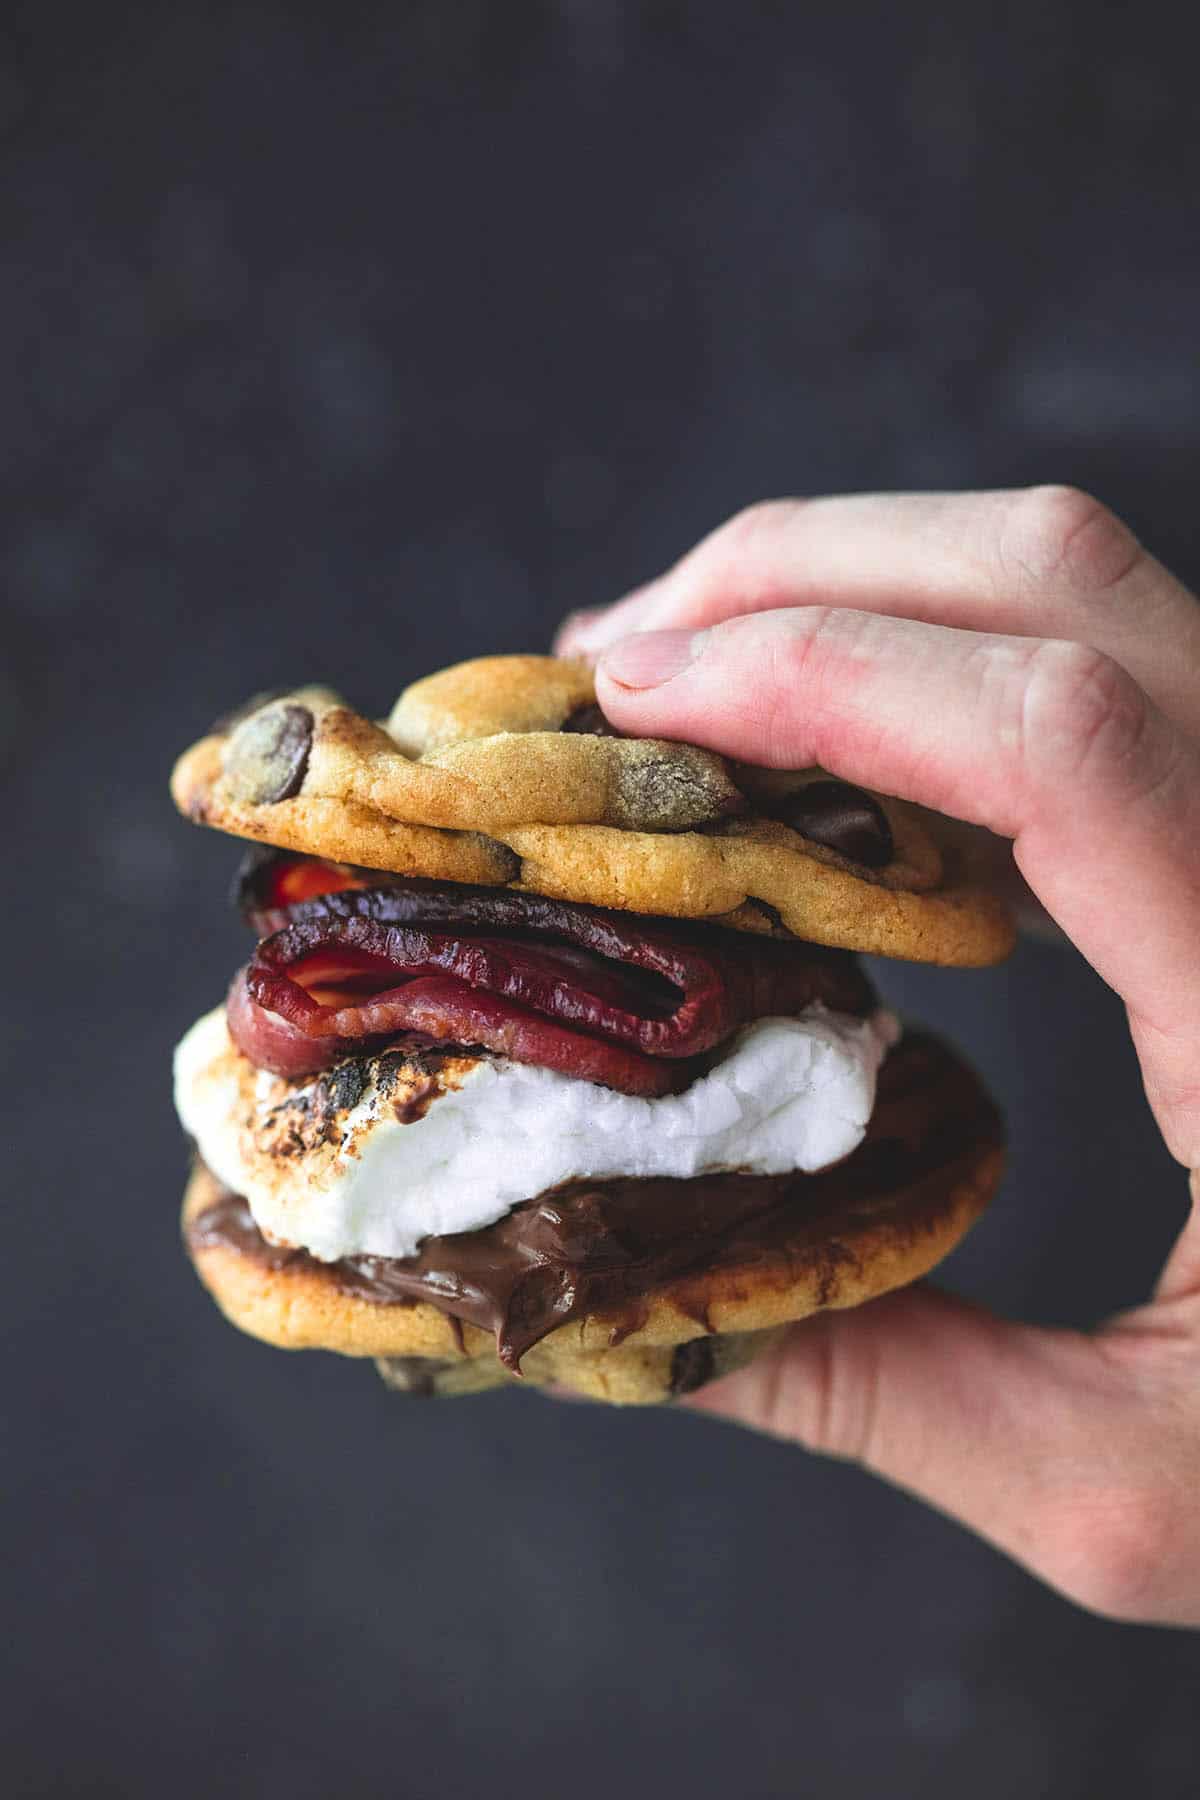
(171, 655), (1015, 965)
(201, 659), (745, 833)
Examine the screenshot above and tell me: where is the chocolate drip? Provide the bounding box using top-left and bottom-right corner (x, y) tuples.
(189, 1036), (1000, 1372)
(190, 1191), (304, 1273)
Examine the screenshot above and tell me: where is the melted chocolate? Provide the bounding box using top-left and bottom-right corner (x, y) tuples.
(770, 780), (894, 868)
(189, 1035), (1001, 1372)
(669, 1338), (717, 1396)
(562, 702), (621, 736)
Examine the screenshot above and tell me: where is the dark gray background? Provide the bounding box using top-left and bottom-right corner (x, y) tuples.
(5, 4), (1199, 1795)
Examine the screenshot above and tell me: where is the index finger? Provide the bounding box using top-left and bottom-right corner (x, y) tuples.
(596, 607), (1200, 1167)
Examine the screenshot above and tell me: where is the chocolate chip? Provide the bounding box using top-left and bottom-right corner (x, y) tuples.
(224, 702), (314, 804)
(770, 780), (894, 868)
(562, 702), (621, 737)
(669, 1337), (717, 1397)
(375, 1356), (447, 1397)
(464, 834), (521, 885)
(740, 898), (787, 934)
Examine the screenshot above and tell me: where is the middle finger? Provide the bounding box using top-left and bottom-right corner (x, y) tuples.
(559, 487), (1200, 740)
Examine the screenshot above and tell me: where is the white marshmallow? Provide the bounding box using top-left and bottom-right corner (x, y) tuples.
(174, 1004), (899, 1264)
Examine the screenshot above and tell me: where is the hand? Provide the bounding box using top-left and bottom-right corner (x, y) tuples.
(556, 487), (1200, 1625)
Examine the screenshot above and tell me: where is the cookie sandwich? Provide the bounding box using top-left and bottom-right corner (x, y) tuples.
(172, 656), (1012, 1405)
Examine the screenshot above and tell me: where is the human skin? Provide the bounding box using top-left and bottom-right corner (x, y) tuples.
(556, 486), (1200, 1626)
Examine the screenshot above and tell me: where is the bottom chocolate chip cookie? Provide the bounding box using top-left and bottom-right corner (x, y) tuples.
(374, 1326), (785, 1405)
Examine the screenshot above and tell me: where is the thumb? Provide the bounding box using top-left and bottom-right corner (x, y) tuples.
(683, 1285), (1197, 1624)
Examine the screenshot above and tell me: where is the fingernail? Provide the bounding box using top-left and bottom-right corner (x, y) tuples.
(599, 628), (704, 690)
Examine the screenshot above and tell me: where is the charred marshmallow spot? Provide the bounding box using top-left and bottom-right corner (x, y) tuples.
(174, 1004), (899, 1265)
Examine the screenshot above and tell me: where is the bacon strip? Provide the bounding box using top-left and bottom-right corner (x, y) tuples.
(228, 872), (875, 1094)
(228, 962), (685, 1095)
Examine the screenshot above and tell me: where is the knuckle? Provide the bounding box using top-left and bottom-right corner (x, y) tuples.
(1001, 484), (1142, 597)
(705, 500), (806, 605)
(1018, 639), (1153, 791)
(1048, 1487), (1178, 1622)
(720, 498), (800, 552)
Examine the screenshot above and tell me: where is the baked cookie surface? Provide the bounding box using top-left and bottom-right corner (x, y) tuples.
(172, 657), (1014, 965)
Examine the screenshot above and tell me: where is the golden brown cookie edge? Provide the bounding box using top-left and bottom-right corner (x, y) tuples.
(173, 735), (1012, 966)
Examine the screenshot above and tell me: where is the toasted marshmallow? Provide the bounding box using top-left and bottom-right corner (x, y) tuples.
(174, 1004), (899, 1264)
